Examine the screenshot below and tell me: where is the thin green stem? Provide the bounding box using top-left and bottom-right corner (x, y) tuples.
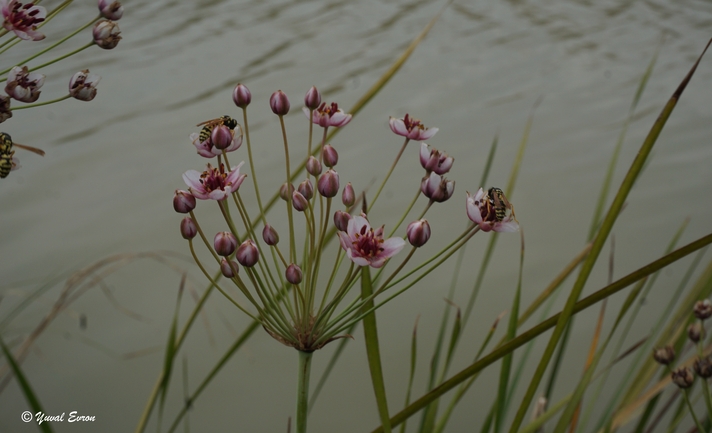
(5, 42), (95, 82)
(279, 115), (297, 263)
(682, 388), (705, 433)
(241, 110), (267, 225)
(388, 186), (421, 238)
(369, 137), (409, 212)
(10, 94), (71, 110)
(296, 350), (313, 433)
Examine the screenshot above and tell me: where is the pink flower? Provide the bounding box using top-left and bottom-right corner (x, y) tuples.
(4, 66), (44, 103)
(68, 70), (100, 101)
(389, 114), (438, 141)
(338, 215), (406, 268)
(190, 126), (242, 158)
(1, 0), (46, 41)
(98, 0), (123, 21)
(302, 102), (352, 128)
(420, 142), (453, 175)
(466, 188), (519, 233)
(182, 161), (247, 201)
(92, 20), (121, 49)
(421, 172), (455, 203)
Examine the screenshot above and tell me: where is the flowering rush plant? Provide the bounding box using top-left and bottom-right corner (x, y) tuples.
(0, 0), (124, 178)
(173, 84), (518, 433)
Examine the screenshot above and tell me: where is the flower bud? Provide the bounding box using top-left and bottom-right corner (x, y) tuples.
(220, 258), (239, 278)
(407, 219), (431, 247)
(69, 70), (100, 101)
(688, 322), (704, 343)
(233, 83), (251, 108)
(173, 190), (196, 213)
(420, 142), (454, 175)
(0, 96), (12, 123)
(270, 90), (290, 115)
(279, 182), (295, 201)
(262, 224), (279, 246)
(298, 179), (314, 200)
(323, 144), (338, 167)
(292, 191), (308, 212)
(180, 217), (197, 240)
(304, 86), (322, 110)
(421, 172), (455, 203)
(334, 210), (351, 231)
(342, 182), (355, 207)
(652, 346), (675, 365)
(318, 169), (339, 198)
(236, 239), (259, 267)
(286, 264), (303, 285)
(93, 20), (121, 49)
(671, 366), (695, 389)
(211, 124), (233, 150)
(694, 299), (712, 320)
(214, 232), (237, 256)
(306, 156), (322, 176)
(695, 356), (712, 378)
(98, 0), (123, 20)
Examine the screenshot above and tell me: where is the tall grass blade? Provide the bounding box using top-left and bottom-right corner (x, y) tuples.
(399, 317), (420, 433)
(158, 275), (186, 429)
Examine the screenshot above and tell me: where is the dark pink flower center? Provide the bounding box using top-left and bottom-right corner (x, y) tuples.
(199, 163), (230, 193)
(353, 226), (385, 258)
(316, 102), (339, 118)
(403, 113), (425, 132)
(7, 2), (44, 29)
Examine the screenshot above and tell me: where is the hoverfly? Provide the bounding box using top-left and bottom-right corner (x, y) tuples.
(196, 115), (238, 143)
(487, 187), (513, 222)
(1, 132), (45, 179)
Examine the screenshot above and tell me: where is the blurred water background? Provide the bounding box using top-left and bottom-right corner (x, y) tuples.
(1, 0), (712, 431)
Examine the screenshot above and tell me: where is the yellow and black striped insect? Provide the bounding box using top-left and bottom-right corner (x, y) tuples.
(1, 132), (45, 179)
(196, 115), (238, 143)
(487, 187), (512, 221)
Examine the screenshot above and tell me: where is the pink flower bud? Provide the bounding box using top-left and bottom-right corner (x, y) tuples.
(421, 172), (455, 203)
(211, 124), (233, 150)
(306, 156), (322, 176)
(279, 182), (295, 201)
(262, 224), (279, 246)
(214, 232), (238, 256)
(317, 169), (339, 198)
(173, 190), (196, 213)
(236, 239), (259, 267)
(286, 264), (303, 284)
(233, 83), (251, 108)
(180, 217), (197, 240)
(98, 0), (123, 20)
(5, 66), (44, 103)
(0, 96), (12, 123)
(342, 182), (355, 207)
(270, 90), (290, 115)
(407, 219), (431, 247)
(298, 179), (314, 200)
(292, 191), (308, 212)
(419, 142), (454, 175)
(92, 20), (121, 49)
(322, 144), (338, 167)
(304, 86), (322, 110)
(220, 258), (239, 278)
(334, 210), (352, 232)
(69, 70), (100, 101)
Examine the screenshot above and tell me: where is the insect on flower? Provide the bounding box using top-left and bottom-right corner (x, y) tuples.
(196, 115), (238, 143)
(488, 187), (510, 221)
(0, 132), (44, 178)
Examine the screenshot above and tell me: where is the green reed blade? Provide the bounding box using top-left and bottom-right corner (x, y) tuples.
(159, 275), (185, 428)
(399, 317), (420, 433)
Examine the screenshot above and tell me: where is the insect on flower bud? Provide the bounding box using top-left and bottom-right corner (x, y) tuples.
(180, 217), (197, 240)
(334, 210), (352, 231)
(233, 83), (251, 108)
(694, 299), (712, 320)
(286, 264), (303, 285)
(298, 179), (314, 201)
(92, 20), (121, 49)
(211, 124), (233, 150)
(342, 182), (355, 207)
(688, 322), (704, 343)
(214, 232), (238, 256)
(98, 0), (123, 20)
(306, 156), (322, 176)
(220, 258), (239, 278)
(407, 219), (431, 247)
(262, 224), (279, 246)
(318, 169), (339, 198)
(292, 191), (308, 212)
(322, 144), (338, 168)
(695, 356), (712, 378)
(304, 86), (322, 110)
(236, 240), (259, 267)
(270, 90), (290, 115)
(671, 366), (695, 389)
(279, 182), (295, 201)
(652, 346), (675, 365)
(173, 190), (196, 213)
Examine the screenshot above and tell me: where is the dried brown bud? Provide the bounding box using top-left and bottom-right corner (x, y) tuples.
(688, 322), (704, 343)
(694, 356), (712, 378)
(694, 299), (712, 320)
(652, 346), (675, 365)
(671, 366), (695, 389)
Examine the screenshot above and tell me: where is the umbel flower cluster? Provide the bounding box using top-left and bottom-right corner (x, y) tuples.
(0, 0), (124, 179)
(173, 84), (519, 353)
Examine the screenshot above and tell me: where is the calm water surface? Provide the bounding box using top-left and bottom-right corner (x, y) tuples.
(1, 0), (712, 431)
